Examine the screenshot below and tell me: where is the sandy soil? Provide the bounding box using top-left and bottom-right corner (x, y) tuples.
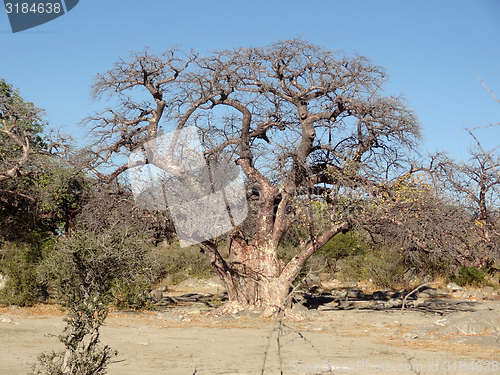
(1, 302), (499, 375)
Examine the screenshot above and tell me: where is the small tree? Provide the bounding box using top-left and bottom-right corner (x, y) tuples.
(360, 172), (480, 269)
(1, 79), (72, 241)
(460, 78), (500, 262)
(0, 78), (64, 182)
(433, 149), (500, 262)
(35, 229), (153, 375)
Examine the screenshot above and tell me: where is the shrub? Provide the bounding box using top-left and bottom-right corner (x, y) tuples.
(278, 231), (372, 285)
(34, 228), (153, 375)
(110, 276), (153, 310)
(451, 266), (488, 287)
(402, 249), (456, 280)
(160, 242), (214, 284)
(315, 231), (370, 273)
(338, 246), (405, 289)
(0, 233), (53, 306)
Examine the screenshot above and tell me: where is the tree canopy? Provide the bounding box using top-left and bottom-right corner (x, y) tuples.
(82, 40), (427, 314)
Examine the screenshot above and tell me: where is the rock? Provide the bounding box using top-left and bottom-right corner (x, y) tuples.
(1, 316), (13, 323)
(174, 277), (199, 290)
(372, 291), (388, 300)
(482, 286), (495, 295)
(417, 287), (447, 298)
(345, 288), (364, 299)
(435, 288), (451, 297)
(422, 274), (433, 283)
(451, 290), (468, 299)
(36, 291), (50, 304)
(351, 300), (376, 309)
(303, 293), (335, 309)
(408, 310), (500, 339)
(234, 308), (265, 319)
(307, 307), (320, 317)
(403, 267), (418, 285)
(392, 289), (410, 299)
(449, 335), (500, 348)
(158, 296), (178, 305)
(411, 298), (426, 308)
(149, 289), (163, 302)
(337, 301), (356, 309)
(176, 293), (203, 301)
(330, 289), (347, 299)
(407, 323), (440, 338)
(291, 302), (309, 316)
(468, 290), (485, 300)
(294, 305), (321, 318)
(417, 299), (448, 310)
(340, 281), (358, 289)
(292, 293), (305, 303)
(215, 314), (238, 321)
(303, 274), (322, 290)
(438, 310), (500, 335)
(417, 291), (432, 298)
(309, 286), (326, 294)
(321, 279), (342, 289)
(156, 284), (168, 292)
(447, 282), (464, 291)
(385, 298), (403, 308)
(157, 311), (183, 322)
(205, 276), (225, 291)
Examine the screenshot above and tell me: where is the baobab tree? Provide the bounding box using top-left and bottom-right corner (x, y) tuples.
(84, 40), (422, 315)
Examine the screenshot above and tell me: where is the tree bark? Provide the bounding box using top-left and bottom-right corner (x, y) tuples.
(207, 220), (350, 316)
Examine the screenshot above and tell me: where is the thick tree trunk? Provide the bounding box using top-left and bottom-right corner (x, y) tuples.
(217, 272), (289, 316)
(206, 222), (350, 317)
(209, 239), (288, 316)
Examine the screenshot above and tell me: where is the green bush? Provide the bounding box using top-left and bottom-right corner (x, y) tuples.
(161, 242), (214, 284)
(34, 229), (154, 375)
(0, 233), (54, 306)
(277, 242), (300, 264)
(338, 246), (405, 289)
(111, 276), (153, 310)
(451, 266), (488, 287)
(315, 231), (370, 272)
(277, 231), (373, 284)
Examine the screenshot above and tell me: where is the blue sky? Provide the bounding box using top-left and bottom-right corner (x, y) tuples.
(1, 0), (499, 161)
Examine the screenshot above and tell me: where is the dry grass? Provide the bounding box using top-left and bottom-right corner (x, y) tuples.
(377, 337), (500, 359)
(0, 303), (66, 316)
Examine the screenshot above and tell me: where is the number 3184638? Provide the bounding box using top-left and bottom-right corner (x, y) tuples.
(5, 3), (61, 13)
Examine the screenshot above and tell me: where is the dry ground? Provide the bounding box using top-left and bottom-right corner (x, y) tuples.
(1, 302), (499, 375)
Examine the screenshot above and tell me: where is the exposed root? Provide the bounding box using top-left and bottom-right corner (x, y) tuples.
(262, 305), (280, 318)
(207, 301), (247, 317)
(207, 301), (302, 321)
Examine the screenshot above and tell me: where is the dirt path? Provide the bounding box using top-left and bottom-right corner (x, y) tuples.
(1, 303), (499, 375)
